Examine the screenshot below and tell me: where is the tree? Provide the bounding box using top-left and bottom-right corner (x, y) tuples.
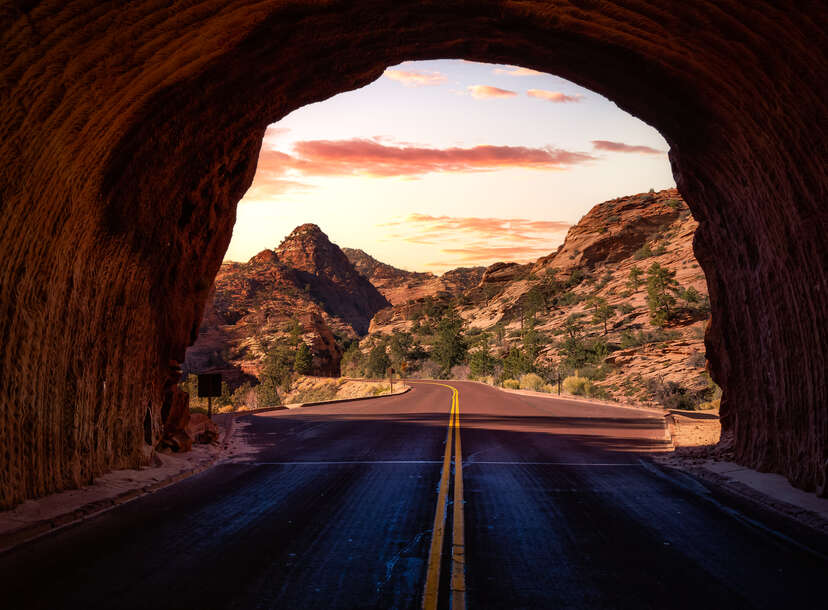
(340, 343), (365, 377)
(503, 346), (532, 380)
(524, 286), (546, 316)
(294, 342), (313, 375)
(261, 343), (295, 395)
(469, 345), (496, 378)
(367, 344), (391, 377)
(522, 315), (544, 361)
(646, 262), (679, 326)
(389, 331), (413, 366)
(287, 318), (303, 346)
(627, 265), (643, 292)
(589, 298), (615, 335)
(432, 310), (467, 375)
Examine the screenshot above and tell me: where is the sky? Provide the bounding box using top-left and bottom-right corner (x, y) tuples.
(225, 60), (675, 273)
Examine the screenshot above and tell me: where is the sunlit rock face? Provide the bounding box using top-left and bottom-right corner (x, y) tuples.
(0, 1), (825, 508)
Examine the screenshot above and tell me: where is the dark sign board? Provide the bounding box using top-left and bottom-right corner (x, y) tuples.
(197, 373), (222, 398)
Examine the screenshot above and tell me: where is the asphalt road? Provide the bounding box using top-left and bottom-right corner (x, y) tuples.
(1, 381), (825, 609)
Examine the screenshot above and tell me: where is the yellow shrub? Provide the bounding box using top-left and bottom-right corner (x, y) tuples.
(563, 375), (593, 396)
(502, 379), (520, 389)
(542, 384), (557, 394)
(519, 373), (544, 391)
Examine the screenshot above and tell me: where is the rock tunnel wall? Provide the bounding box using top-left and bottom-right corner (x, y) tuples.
(0, 1), (825, 508)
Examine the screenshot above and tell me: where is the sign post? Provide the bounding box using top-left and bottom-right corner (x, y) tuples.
(197, 373), (222, 418)
(386, 367), (395, 393)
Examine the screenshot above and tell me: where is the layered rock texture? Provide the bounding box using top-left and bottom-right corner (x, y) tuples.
(0, 1), (825, 508)
(185, 225), (388, 381)
(367, 189), (712, 407)
(343, 248), (484, 306)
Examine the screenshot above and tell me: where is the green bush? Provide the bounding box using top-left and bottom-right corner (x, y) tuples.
(563, 375), (592, 396)
(519, 373), (544, 391)
(502, 379), (520, 389)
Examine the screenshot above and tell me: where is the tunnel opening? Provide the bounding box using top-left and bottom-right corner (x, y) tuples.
(183, 59), (717, 421)
(0, 2), (824, 509)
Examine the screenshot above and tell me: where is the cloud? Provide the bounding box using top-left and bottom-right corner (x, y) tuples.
(255, 139), (595, 178)
(468, 85), (518, 99)
(527, 89), (583, 103)
(493, 66), (544, 77)
(383, 68), (447, 87)
(378, 214), (571, 249)
(440, 245), (555, 261)
(591, 140), (665, 154)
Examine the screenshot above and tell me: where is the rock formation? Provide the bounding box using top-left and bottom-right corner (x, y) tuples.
(0, 1), (825, 508)
(344, 248), (484, 306)
(185, 224), (389, 382)
(367, 188), (712, 407)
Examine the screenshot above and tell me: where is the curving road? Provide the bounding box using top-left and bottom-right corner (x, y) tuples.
(1, 381), (825, 609)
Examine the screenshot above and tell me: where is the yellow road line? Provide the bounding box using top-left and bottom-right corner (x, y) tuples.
(422, 386), (456, 610)
(420, 383), (466, 610)
(451, 386), (466, 610)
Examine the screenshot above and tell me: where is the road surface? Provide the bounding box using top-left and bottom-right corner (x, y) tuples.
(1, 381), (825, 609)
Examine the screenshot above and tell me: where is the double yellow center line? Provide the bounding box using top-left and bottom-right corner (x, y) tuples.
(422, 384), (465, 610)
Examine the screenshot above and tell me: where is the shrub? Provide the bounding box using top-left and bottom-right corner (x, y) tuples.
(563, 375), (592, 396)
(502, 379), (520, 389)
(542, 383), (557, 394)
(634, 244), (653, 260)
(698, 398), (721, 410)
(619, 302), (635, 315)
(519, 373), (544, 391)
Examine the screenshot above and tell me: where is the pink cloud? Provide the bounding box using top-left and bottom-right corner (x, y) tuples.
(591, 140), (664, 154)
(383, 69), (447, 87)
(468, 85), (518, 99)
(493, 66), (544, 77)
(256, 139), (594, 178)
(527, 89), (583, 103)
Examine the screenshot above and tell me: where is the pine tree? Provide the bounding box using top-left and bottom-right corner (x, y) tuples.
(294, 342), (313, 375)
(646, 262), (679, 326)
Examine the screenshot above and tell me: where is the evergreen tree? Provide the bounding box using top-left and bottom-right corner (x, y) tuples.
(294, 342), (313, 375)
(432, 310), (467, 375)
(367, 343), (391, 377)
(646, 262), (679, 326)
(627, 265), (643, 292)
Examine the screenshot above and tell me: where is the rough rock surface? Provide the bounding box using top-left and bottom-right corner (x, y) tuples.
(0, 1), (825, 507)
(344, 248), (484, 306)
(369, 189), (713, 407)
(184, 224), (388, 382)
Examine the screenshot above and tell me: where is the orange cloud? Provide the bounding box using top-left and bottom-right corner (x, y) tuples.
(379, 213), (571, 269)
(591, 140), (664, 154)
(493, 66), (544, 77)
(468, 85), (518, 99)
(527, 89), (583, 103)
(256, 139), (594, 178)
(440, 245), (555, 261)
(383, 69), (447, 87)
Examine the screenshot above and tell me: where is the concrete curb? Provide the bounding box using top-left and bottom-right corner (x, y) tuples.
(231, 385), (411, 415)
(0, 423), (236, 555)
(648, 460), (828, 558)
(0, 458), (219, 555)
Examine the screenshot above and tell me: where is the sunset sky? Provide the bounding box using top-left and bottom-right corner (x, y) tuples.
(226, 60), (674, 273)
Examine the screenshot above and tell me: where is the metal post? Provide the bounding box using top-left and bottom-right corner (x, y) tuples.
(208, 395), (212, 418)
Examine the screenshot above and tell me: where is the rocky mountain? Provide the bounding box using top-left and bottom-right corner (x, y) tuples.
(343, 247), (485, 306)
(184, 224), (389, 382)
(360, 188), (713, 409)
(185, 188), (712, 410)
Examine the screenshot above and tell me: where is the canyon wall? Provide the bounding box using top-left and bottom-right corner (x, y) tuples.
(0, 1), (825, 507)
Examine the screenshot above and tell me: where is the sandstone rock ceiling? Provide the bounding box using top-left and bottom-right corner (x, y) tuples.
(0, 1), (825, 508)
